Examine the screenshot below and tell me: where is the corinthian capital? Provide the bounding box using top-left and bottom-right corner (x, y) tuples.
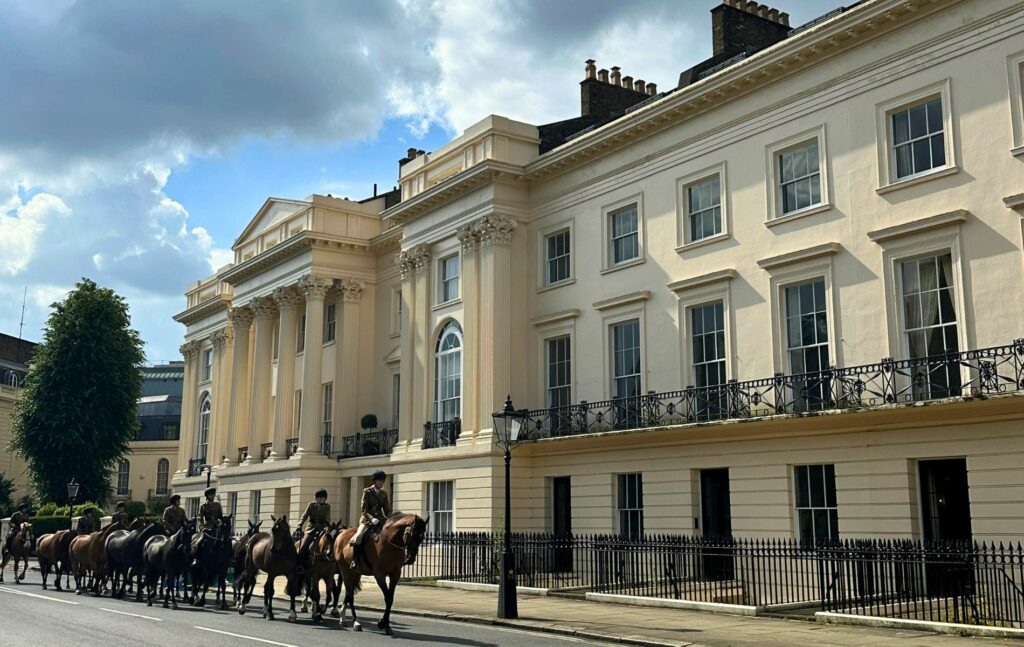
(474, 214), (517, 247)
(457, 224), (478, 256)
(229, 306), (254, 329)
(251, 296), (278, 320)
(273, 285), (303, 310)
(211, 328), (232, 350)
(179, 339), (202, 360)
(299, 273), (332, 300)
(336, 278), (366, 303)
(398, 244), (431, 279)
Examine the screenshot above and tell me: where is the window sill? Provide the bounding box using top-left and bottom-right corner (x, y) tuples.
(322, 340), (336, 349)
(600, 257), (645, 275)
(198, 378), (212, 386)
(876, 165), (959, 195)
(1012, 144), (1024, 158)
(389, 331), (401, 340)
(765, 203), (832, 228)
(675, 233), (730, 253)
(432, 298), (463, 312)
(537, 278), (576, 293)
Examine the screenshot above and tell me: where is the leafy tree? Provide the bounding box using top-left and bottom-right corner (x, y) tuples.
(0, 472), (14, 517)
(11, 278), (144, 506)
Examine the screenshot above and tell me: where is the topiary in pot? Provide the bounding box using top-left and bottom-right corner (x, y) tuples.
(360, 414), (378, 431)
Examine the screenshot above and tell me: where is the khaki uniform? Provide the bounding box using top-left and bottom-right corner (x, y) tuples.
(162, 505), (187, 534)
(300, 501), (331, 532)
(111, 511), (130, 527)
(353, 486), (391, 545)
(198, 500), (222, 531)
(4, 511), (29, 551)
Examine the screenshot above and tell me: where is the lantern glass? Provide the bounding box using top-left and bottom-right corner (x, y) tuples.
(67, 480), (80, 500)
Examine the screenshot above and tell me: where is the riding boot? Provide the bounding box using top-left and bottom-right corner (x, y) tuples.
(349, 542), (360, 570)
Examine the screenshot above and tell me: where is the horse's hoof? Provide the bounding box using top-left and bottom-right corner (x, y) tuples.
(266, 611), (274, 621)
(353, 621), (362, 632)
(378, 619), (386, 630)
(220, 602), (228, 611)
(76, 590), (82, 596)
(330, 609), (340, 618)
(237, 608), (246, 616)
(147, 601), (153, 607)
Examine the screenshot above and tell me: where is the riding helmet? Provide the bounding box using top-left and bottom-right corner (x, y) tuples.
(116, 501), (126, 509)
(204, 487), (216, 497)
(315, 488), (328, 499)
(169, 494), (181, 504)
(372, 469), (387, 481)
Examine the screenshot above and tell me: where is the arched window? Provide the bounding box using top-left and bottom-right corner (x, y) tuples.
(116, 459), (130, 496)
(434, 321), (463, 422)
(156, 458), (169, 495)
(196, 396), (211, 462)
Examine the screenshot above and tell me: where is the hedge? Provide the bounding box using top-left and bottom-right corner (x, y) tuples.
(26, 515), (71, 536)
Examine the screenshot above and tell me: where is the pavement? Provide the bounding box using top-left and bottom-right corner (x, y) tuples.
(278, 578), (1024, 647)
(0, 567), (605, 647)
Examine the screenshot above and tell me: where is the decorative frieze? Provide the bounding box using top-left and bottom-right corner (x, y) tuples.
(298, 273), (332, 300)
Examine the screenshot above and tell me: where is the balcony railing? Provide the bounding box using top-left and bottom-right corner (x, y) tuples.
(330, 429), (399, 459)
(237, 446), (248, 463)
(523, 340), (1024, 441)
(286, 437), (298, 457)
(423, 418), (461, 449)
(187, 458), (206, 477)
(260, 442), (273, 460)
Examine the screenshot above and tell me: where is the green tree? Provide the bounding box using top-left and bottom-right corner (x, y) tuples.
(0, 473), (14, 517)
(11, 278), (144, 506)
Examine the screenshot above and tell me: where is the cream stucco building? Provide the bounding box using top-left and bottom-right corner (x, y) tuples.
(173, 0), (1024, 544)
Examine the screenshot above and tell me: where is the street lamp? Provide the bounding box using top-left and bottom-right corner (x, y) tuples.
(67, 478), (79, 531)
(492, 394), (527, 619)
(201, 464), (212, 489)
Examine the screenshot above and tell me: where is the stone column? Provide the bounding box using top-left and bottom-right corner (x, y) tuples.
(175, 340), (201, 476)
(210, 326), (233, 467)
(334, 278), (365, 446)
(269, 286), (301, 461)
(410, 246), (431, 444)
(223, 307), (253, 467)
(244, 297), (277, 465)
(297, 274), (331, 455)
(475, 215), (516, 437)
(396, 253), (417, 444)
(457, 225), (479, 438)
(349, 476), (363, 525)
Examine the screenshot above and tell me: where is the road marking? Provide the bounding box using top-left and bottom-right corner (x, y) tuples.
(193, 627), (299, 647)
(101, 607), (162, 621)
(0, 585), (78, 605)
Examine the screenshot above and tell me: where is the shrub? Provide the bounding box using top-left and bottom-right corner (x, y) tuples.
(147, 496), (169, 515)
(125, 501), (147, 519)
(360, 413), (378, 430)
(36, 502), (59, 517)
(29, 515), (71, 536)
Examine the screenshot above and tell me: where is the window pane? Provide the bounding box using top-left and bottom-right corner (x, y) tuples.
(799, 510), (813, 541)
(909, 103), (927, 139)
(892, 111), (910, 144)
(931, 133), (945, 168)
(809, 465), (825, 508)
(795, 466), (809, 508)
(825, 464), (837, 507)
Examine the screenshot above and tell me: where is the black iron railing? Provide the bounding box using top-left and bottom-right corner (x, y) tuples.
(237, 446), (248, 463)
(402, 533), (1024, 627)
(187, 458), (205, 477)
(260, 442), (273, 460)
(331, 429), (399, 458)
(423, 419), (461, 449)
(321, 433), (333, 456)
(286, 437), (298, 457)
(523, 341), (1024, 441)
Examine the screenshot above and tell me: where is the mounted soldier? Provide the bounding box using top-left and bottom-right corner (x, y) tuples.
(162, 494), (187, 534)
(198, 487), (223, 533)
(111, 501), (130, 527)
(348, 470), (391, 569)
(299, 488), (330, 533)
(3, 503), (30, 555)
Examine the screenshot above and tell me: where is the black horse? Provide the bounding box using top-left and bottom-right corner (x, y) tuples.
(190, 515), (234, 610)
(106, 521), (164, 600)
(142, 519), (195, 609)
(231, 519), (262, 607)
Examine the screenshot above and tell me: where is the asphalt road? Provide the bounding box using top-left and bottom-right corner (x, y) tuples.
(0, 569), (605, 647)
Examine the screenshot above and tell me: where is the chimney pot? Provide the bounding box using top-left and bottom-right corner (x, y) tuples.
(634, 79), (645, 93)
(778, 11), (789, 26)
(598, 68), (609, 83)
(610, 66), (621, 86)
(758, 6), (769, 18)
(767, 8), (779, 21)
(585, 59), (597, 79)
(407, 147), (417, 159)
(622, 75), (633, 89)
(646, 82), (657, 95)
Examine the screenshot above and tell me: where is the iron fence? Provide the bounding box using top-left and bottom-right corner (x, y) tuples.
(402, 533), (1024, 628)
(330, 429), (399, 458)
(523, 340), (1024, 440)
(260, 442), (273, 460)
(186, 458), (205, 477)
(423, 419), (461, 449)
(286, 437), (298, 457)
(237, 446), (248, 463)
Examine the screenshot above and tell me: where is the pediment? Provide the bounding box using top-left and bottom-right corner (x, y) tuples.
(233, 197), (310, 250)
(383, 346), (401, 364)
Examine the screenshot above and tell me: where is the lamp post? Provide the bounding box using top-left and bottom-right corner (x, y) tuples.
(202, 464), (212, 489)
(491, 394), (527, 619)
(67, 478), (79, 531)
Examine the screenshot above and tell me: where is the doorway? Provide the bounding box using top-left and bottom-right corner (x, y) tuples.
(552, 477), (572, 572)
(700, 468), (733, 581)
(919, 458), (972, 543)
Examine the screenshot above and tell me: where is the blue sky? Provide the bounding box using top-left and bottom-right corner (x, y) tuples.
(0, 0), (844, 361)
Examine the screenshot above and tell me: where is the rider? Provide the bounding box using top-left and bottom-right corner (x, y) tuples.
(198, 487), (223, 532)
(162, 494), (187, 534)
(110, 501), (130, 526)
(4, 503), (29, 554)
(299, 489), (330, 533)
(349, 470), (391, 569)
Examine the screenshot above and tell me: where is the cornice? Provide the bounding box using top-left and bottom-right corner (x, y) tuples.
(381, 160), (525, 227)
(667, 269), (738, 294)
(219, 231), (372, 285)
(173, 295), (231, 326)
(523, 0), (955, 182)
(593, 290), (651, 312)
(757, 242), (842, 271)
(531, 309), (580, 327)
(868, 209), (968, 244)
(1004, 193), (1024, 211)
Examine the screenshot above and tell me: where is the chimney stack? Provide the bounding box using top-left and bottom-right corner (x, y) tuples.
(585, 59), (597, 79)
(646, 82), (657, 95)
(711, 0), (791, 58)
(610, 66), (621, 86)
(621, 75), (633, 90)
(634, 79), (646, 93)
(598, 68), (609, 83)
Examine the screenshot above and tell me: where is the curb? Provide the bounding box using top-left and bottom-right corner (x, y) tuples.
(272, 594), (697, 647)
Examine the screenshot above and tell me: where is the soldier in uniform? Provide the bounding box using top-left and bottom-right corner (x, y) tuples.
(198, 487), (223, 532)
(299, 489), (330, 533)
(4, 504), (29, 554)
(110, 502), (130, 527)
(162, 494), (187, 534)
(349, 470), (391, 569)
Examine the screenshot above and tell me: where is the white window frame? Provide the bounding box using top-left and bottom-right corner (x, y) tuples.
(538, 220), (575, 290)
(601, 193), (645, 273)
(616, 473), (644, 539)
(1007, 51), (1024, 156)
(251, 490), (262, 522)
(188, 497), (200, 519)
(437, 253), (461, 305)
(688, 300), (728, 389)
(533, 311), (577, 408)
(297, 314), (306, 353)
(675, 279), (734, 390)
(196, 396), (211, 462)
(609, 318), (642, 401)
(116, 459), (130, 496)
(676, 162), (729, 251)
(793, 463), (839, 544)
(545, 335), (572, 409)
(874, 79), (958, 193)
(156, 458), (169, 495)
(765, 124), (830, 225)
(426, 480), (455, 533)
(322, 382), (333, 439)
(391, 373), (401, 429)
(324, 303), (336, 343)
(433, 321), (463, 422)
(600, 300), (647, 401)
(390, 287), (403, 337)
(201, 348), (213, 382)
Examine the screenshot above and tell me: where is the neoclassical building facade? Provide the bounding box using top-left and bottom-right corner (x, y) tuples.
(174, 0), (1024, 543)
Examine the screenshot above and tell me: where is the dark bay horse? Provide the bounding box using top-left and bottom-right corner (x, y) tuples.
(299, 522), (343, 622)
(142, 519), (195, 608)
(190, 515), (233, 609)
(238, 515), (315, 622)
(0, 522), (35, 583)
(106, 520), (163, 599)
(335, 513), (428, 635)
(231, 519), (262, 606)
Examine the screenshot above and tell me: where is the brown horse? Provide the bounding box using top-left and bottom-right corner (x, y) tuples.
(238, 515), (315, 622)
(334, 513), (428, 635)
(35, 516), (92, 591)
(0, 522), (35, 583)
(69, 520), (124, 595)
(299, 521), (343, 622)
